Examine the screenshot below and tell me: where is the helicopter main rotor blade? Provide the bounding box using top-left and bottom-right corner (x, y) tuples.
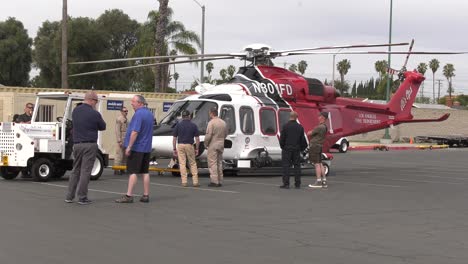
(273, 42), (409, 56)
(70, 53), (245, 65)
(69, 56), (235, 77)
(284, 50), (468, 56)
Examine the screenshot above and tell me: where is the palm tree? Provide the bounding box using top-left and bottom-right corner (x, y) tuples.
(227, 65), (236, 79)
(173, 72), (179, 91)
(429, 59), (440, 103)
(443, 63), (456, 100)
(133, 8), (200, 92)
(374, 60), (388, 80)
(219, 68), (227, 82)
(298, 60), (308, 75)
(416, 62), (428, 99)
(337, 59), (351, 94)
(288, 64), (298, 73)
(154, 0), (169, 92)
(205, 62), (214, 83)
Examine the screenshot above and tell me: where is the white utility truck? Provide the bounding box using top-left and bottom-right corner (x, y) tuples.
(0, 92), (108, 181)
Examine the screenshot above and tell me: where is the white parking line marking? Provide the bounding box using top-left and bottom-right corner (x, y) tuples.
(38, 182), (132, 196)
(111, 179), (239, 194)
(225, 179), (403, 188)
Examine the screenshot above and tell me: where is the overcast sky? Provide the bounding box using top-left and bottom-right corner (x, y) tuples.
(2, 0), (468, 96)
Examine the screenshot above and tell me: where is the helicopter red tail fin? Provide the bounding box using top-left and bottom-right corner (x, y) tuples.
(387, 71), (425, 118)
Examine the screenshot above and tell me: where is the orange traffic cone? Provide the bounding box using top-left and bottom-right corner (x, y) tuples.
(409, 137), (414, 144)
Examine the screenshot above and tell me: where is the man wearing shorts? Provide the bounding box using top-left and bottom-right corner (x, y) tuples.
(308, 112), (328, 189)
(115, 95), (154, 203)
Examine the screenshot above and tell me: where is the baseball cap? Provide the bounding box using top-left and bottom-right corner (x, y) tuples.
(319, 111), (329, 119)
(181, 110), (190, 117)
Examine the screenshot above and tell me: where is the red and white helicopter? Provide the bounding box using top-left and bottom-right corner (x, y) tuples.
(71, 41), (463, 175)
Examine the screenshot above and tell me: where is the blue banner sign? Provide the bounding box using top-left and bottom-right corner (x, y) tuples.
(163, 102), (173, 112)
(107, 100), (124, 110)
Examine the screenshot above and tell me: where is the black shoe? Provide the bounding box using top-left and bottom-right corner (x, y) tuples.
(78, 198), (93, 205)
(295, 185), (301, 189)
(208, 182), (218, 187)
(217, 183), (222, 187)
(139, 195), (149, 203)
(322, 180), (328, 189)
(279, 185), (290, 189)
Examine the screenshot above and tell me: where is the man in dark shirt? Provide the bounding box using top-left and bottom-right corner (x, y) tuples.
(279, 111), (307, 189)
(15, 103), (34, 123)
(172, 110), (200, 187)
(65, 91), (106, 205)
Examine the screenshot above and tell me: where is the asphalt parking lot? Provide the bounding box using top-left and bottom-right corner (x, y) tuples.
(1, 149), (468, 264)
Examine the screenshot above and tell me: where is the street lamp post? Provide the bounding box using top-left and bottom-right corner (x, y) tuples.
(383, 0), (393, 141)
(331, 48), (343, 87)
(193, 0), (205, 83)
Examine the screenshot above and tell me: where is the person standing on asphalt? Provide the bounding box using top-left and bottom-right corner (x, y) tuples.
(205, 107), (227, 187)
(65, 91), (106, 205)
(114, 106), (128, 175)
(279, 111), (308, 189)
(115, 95), (154, 203)
(15, 102), (34, 123)
(308, 112), (329, 189)
(172, 110), (200, 187)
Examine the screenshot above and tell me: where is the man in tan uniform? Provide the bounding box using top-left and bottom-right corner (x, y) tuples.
(205, 107), (228, 187)
(114, 107), (128, 174)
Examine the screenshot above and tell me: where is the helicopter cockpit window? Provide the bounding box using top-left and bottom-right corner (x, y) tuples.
(220, 105), (236, 135)
(160, 100), (217, 135)
(278, 109), (292, 131)
(260, 108), (277, 135)
(239, 106), (254, 135)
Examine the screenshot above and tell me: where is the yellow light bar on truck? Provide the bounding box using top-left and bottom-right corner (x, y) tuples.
(2, 155), (8, 166)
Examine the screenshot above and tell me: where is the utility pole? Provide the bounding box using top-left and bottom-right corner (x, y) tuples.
(383, 0), (393, 142)
(61, 0), (68, 88)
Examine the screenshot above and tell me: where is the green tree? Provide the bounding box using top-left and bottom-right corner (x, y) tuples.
(416, 62), (428, 99)
(374, 60), (388, 80)
(205, 62), (214, 83)
(288, 64), (297, 73)
(443, 63), (455, 99)
(337, 59), (351, 95)
(429, 58), (440, 103)
(154, 0), (170, 92)
(297, 60), (308, 75)
(227, 65), (236, 78)
(219, 68), (227, 81)
(131, 8), (200, 92)
(35, 17), (110, 89)
(173, 72), (179, 91)
(0, 18), (32, 86)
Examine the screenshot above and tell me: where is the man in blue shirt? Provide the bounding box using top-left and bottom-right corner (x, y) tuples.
(65, 91), (106, 205)
(116, 95), (154, 203)
(172, 110), (200, 187)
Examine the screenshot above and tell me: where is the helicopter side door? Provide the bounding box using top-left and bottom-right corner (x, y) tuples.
(219, 104), (238, 160)
(258, 107), (281, 160)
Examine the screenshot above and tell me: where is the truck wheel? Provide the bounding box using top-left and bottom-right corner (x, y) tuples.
(0, 167), (20, 180)
(32, 158), (55, 182)
(90, 155), (104, 181)
(339, 140), (349, 153)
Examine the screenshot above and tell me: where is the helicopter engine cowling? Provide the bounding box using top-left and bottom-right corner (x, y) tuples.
(323, 86), (340, 103)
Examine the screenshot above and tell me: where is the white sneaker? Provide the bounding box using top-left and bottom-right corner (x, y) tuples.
(308, 181), (323, 188)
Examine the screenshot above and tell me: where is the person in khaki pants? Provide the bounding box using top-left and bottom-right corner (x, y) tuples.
(114, 107), (128, 174)
(172, 110), (200, 187)
(205, 107), (228, 187)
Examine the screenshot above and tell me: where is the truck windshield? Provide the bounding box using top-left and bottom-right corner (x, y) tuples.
(160, 100), (218, 135)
